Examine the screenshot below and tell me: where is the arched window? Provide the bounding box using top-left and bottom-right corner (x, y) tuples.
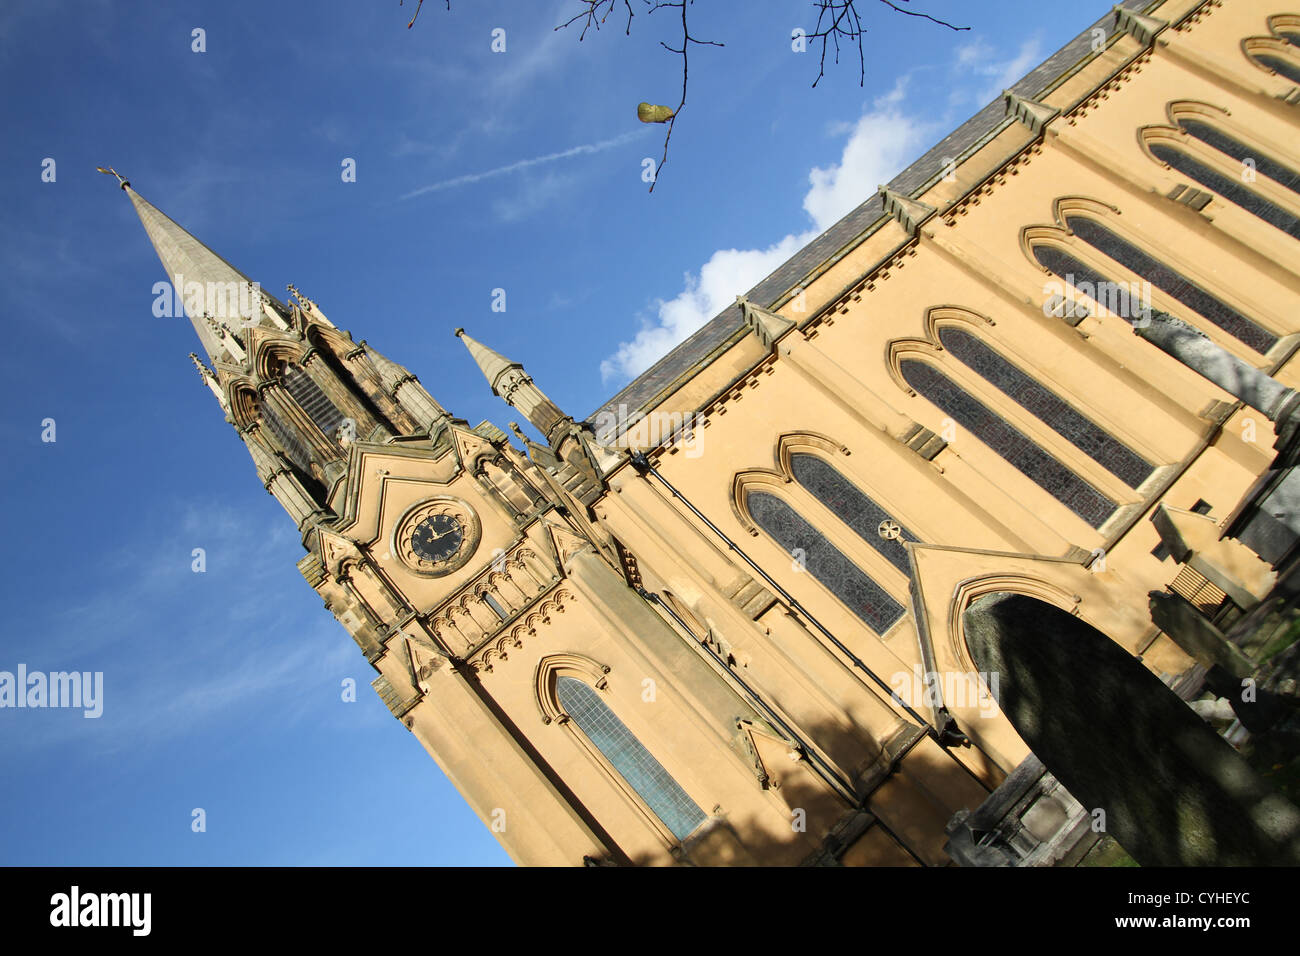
(1175, 120), (1300, 196)
(1250, 50), (1300, 83)
(255, 357), (353, 480)
(282, 363), (346, 438)
(900, 359), (1118, 528)
(789, 454), (915, 573)
(1049, 215), (1276, 352)
(556, 676), (705, 841)
(1149, 142), (1300, 240)
(747, 491), (905, 633)
(260, 401), (312, 472)
(1034, 243), (1118, 309)
(1262, 16), (1300, 54)
(936, 326), (1154, 486)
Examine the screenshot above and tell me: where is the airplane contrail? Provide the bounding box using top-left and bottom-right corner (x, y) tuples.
(400, 129), (648, 200)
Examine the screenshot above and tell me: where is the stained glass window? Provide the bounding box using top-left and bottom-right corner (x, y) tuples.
(1035, 243), (1115, 308)
(1176, 120), (1300, 196)
(1252, 52), (1300, 84)
(556, 676), (706, 841)
(937, 326), (1154, 487)
(789, 454), (915, 572)
(901, 359), (1118, 528)
(1058, 215), (1275, 352)
(261, 401), (311, 473)
(284, 364), (346, 438)
(747, 491), (905, 633)
(1150, 142), (1300, 240)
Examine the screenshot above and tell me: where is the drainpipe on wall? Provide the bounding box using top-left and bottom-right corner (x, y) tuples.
(642, 585), (930, 866)
(627, 451), (946, 741)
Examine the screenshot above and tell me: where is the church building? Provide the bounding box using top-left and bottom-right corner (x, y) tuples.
(112, 0), (1300, 865)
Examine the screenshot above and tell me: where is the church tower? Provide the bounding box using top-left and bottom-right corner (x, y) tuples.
(115, 174), (932, 866)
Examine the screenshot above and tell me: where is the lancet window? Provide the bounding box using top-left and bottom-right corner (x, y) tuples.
(900, 359), (1118, 528)
(556, 676), (706, 841)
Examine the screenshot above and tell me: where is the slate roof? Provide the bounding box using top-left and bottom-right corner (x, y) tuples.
(588, 0), (1156, 435)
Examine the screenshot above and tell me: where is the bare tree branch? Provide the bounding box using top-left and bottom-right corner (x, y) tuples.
(641, 1), (722, 193)
(556, 0), (635, 39)
(874, 0), (968, 31)
(808, 1), (968, 89)
(407, 1), (969, 189)
(808, 0), (865, 88)
(400, 0), (449, 30)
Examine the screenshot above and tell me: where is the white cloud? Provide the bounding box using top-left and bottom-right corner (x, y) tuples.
(599, 78), (937, 385)
(803, 77), (935, 232)
(599, 232), (813, 384)
(951, 37), (1043, 107)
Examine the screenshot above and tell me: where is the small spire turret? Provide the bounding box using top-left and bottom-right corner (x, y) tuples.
(190, 352), (229, 410)
(456, 328), (566, 442)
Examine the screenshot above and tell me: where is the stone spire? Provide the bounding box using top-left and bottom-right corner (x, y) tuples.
(115, 177), (288, 361)
(366, 344), (418, 391)
(364, 342), (451, 434)
(455, 328), (521, 392)
(456, 328), (566, 442)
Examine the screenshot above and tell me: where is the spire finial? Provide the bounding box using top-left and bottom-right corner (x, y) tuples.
(201, 312), (247, 361)
(285, 283), (334, 328)
(189, 352), (230, 410)
(456, 328), (521, 392)
(458, 330), (569, 443)
(96, 166), (130, 190)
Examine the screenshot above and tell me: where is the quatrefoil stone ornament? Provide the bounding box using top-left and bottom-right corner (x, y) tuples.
(877, 519), (902, 541)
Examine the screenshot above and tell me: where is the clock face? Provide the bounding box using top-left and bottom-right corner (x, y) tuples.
(393, 496), (481, 577)
(410, 513), (464, 565)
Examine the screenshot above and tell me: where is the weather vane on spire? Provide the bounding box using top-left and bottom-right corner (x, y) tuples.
(95, 166), (130, 190)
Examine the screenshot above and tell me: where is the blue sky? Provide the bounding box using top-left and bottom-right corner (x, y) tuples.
(0, 0), (1104, 865)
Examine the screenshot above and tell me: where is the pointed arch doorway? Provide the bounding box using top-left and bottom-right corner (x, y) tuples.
(961, 592), (1300, 866)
